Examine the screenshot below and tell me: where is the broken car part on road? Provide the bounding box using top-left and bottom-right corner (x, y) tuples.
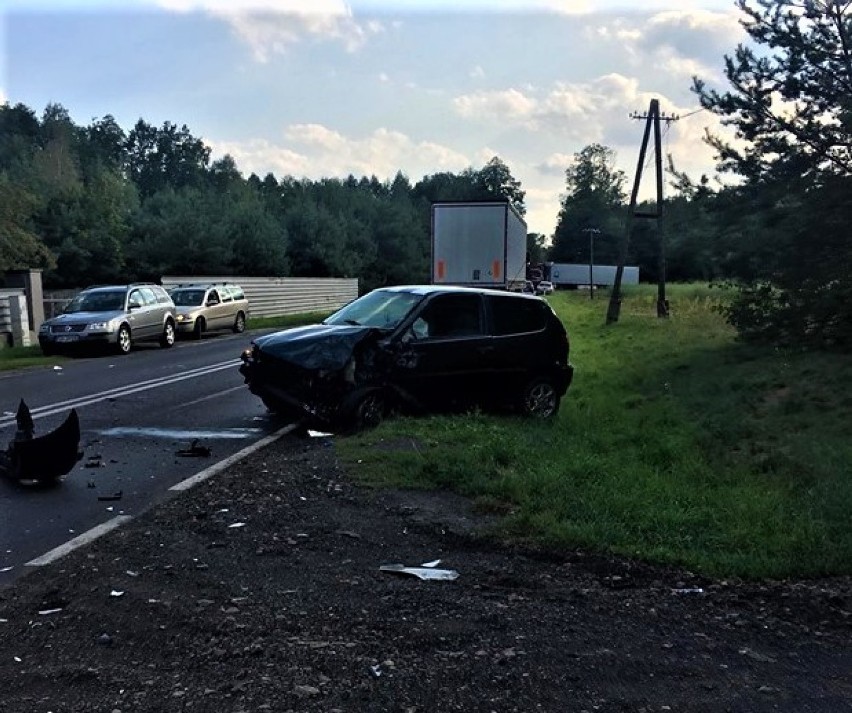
(0, 399), (82, 484)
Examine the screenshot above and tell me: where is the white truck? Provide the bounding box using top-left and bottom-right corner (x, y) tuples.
(431, 201), (527, 291)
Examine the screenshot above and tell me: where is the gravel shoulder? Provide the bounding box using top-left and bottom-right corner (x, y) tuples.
(0, 434), (850, 712)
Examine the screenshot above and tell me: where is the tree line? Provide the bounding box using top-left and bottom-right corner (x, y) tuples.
(1, 2), (850, 350)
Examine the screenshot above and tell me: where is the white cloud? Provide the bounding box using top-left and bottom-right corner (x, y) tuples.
(453, 88), (538, 122)
(156, 0), (383, 58)
(207, 124), (470, 183)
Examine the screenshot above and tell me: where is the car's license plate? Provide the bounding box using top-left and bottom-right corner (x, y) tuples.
(55, 335), (79, 343)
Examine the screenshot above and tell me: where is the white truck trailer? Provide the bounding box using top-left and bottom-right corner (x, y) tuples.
(431, 201), (527, 291)
(547, 263), (640, 288)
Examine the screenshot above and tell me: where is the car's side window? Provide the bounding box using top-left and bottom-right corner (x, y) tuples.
(138, 287), (158, 306)
(208, 290), (220, 305)
(229, 286), (245, 300)
(490, 296), (548, 336)
(128, 289), (143, 308)
(220, 287), (233, 303)
(154, 287), (171, 304)
(415, 294), (483, 339)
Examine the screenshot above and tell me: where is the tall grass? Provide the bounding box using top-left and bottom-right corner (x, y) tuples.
(338, 284), (852, 579)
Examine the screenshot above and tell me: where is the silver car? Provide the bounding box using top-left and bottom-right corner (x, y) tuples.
(38, 283), (177, 356)
(170, 283), (249, 338)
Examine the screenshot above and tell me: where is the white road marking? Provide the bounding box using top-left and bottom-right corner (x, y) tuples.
(26, 516), (133, 567)
(23, 423), (299, 568)
(0, 359), (243, 430)
(98, 427), (264, 439)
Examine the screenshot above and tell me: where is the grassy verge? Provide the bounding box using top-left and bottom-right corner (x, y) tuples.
(0, 345), (63, 371)
(338, 284), (852, 579)
(247, 311), (332, 331)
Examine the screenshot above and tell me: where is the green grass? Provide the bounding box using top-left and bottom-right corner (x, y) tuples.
(247, 311), (332, 330)
(338, 284), (852, 579)
(0, 345), (64, 370)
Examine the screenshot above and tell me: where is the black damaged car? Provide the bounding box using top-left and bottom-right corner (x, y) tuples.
(239, 285), (574, 430)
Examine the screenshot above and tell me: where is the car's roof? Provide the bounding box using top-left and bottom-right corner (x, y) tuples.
(83, 283), (161, 293)
(378, 285), (541, 299)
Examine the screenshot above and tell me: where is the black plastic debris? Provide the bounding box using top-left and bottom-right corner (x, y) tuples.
(0, 399), (82, 484)
(97, 491), (123, 502)
(176, 439), (212, 458)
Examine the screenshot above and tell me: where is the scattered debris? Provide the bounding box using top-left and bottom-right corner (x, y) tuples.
(96, 633), (113, 646)
(0, 566), (13, 573)
(110, 590), (125, 598)
(379, 563), (459, 581)
(228, 522), (246, 529)
(97, 491), (123, 502)
(176, 439), (212, 458)
(308, 430), (333, 438)
(370, 664), (382, 678)
(38, 608), (63, 615)
(421, 559), (442, 568)
(671, 588), (705, 595)
(84, 455), (105, 469)
(53, 365), (63, 372)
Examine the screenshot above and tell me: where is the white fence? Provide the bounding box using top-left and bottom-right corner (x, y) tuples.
(161, 276), (359, 319)
(43, 277), (359, 322)
(0, 290), (32, 347)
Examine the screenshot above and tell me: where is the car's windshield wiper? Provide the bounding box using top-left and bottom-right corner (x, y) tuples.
(343, 319), (361, 326)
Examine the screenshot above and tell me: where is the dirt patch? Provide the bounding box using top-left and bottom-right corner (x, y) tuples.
(0, 434), (849, 712)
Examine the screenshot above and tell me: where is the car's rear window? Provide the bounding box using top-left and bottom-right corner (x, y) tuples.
(489, 295), (548, 335)
(171, 289), (206, 307)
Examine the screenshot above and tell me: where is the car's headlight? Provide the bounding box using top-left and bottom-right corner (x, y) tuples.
(176, 313), (194, 322)
(87, 321), (114, 332)
(39, 323), (50, 332)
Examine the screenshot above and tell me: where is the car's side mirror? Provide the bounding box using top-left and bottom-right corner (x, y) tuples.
(128, 301), (142, 310)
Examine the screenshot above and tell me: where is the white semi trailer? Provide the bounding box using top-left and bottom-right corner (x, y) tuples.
(431, 201), (527, 291)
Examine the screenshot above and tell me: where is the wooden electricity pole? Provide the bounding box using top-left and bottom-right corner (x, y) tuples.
(606, 99), (678, 324)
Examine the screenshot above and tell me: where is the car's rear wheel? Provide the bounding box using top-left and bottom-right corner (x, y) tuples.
(519, 377), (560, 418)
(160, 320), (176, 348)
(233, 312), (246, 334)
(193, 317), (205, 340)
(116, 325), (132, 355)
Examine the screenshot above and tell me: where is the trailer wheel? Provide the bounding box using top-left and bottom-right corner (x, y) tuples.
(519, 377), (560, 418)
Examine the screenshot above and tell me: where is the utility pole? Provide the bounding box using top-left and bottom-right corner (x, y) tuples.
(606, 99), (679, 324)
(582, 227), (600, 299)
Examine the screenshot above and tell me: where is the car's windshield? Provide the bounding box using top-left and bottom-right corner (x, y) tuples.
(324, 290), (423, 329)
(171, 289), (206, 307)
(64, 291), (125, 313)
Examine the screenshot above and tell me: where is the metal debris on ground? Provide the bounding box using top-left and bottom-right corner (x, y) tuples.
(176, 439), (212, 457)
(38, 608), (63, 615)
(421, 559), (441, 568)
(110, 590), (124, 597)
(308, 430), (333, 438)
(379, 563), (460, 581)
(97, 491), (123, 502)
(671, 587), (705, 595)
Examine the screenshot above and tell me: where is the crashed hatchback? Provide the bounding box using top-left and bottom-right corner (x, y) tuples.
(239, 285), (574, 430)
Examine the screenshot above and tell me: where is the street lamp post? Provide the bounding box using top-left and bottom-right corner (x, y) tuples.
(582, 228), (600, 300)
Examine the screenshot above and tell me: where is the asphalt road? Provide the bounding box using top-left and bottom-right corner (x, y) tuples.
(0, 330), (288, 587)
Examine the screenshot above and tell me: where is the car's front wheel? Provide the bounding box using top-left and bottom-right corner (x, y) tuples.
(160, 320), (176, 348)
(116, 325), (132, 355)
(344, 389), (386, 431)
(233, 312), (246, 334)
(519, 377), (560, 418)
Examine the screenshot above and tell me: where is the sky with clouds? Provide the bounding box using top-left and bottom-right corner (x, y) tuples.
(1, 0), (746, 235)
